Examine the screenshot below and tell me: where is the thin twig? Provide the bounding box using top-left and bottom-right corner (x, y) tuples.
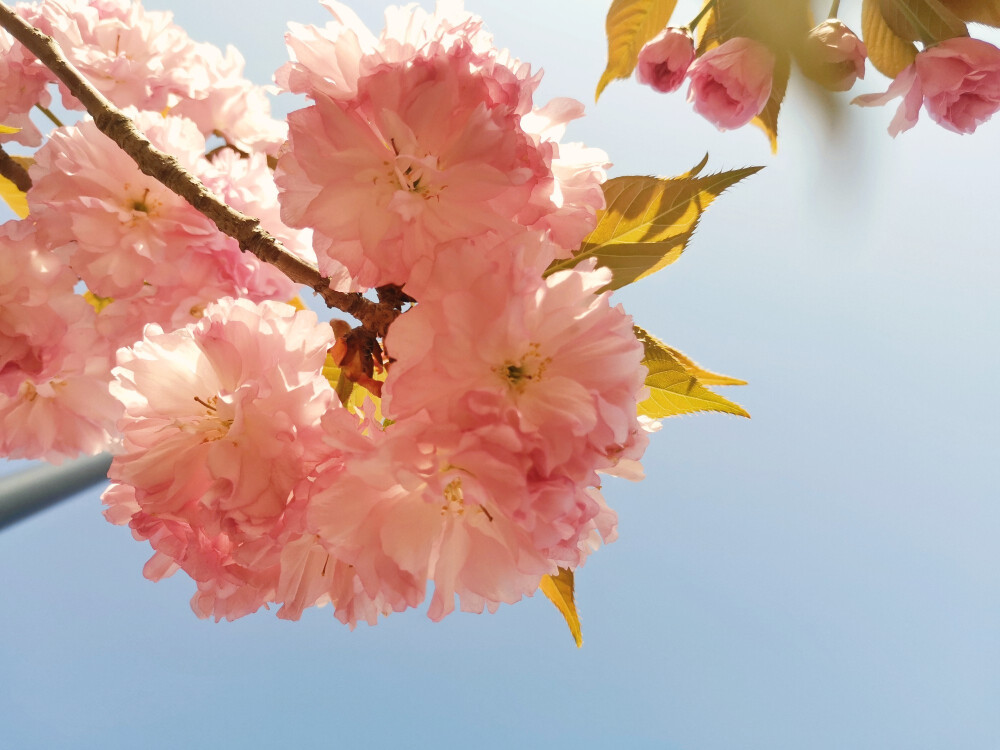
(35, 102), (62, 127)
(0, 3), (396, 333)
(0, 144), (32, 192)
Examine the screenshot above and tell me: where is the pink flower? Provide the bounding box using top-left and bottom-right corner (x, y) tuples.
(307, 416), (555, 623)
(277, 0), (501, 102)
(853, 37), (1000, 135)
(28, 110), (310, 355)
(276, 1), (604, 289)
(32, 0), (194, 113)
(103, 298), (338, 620)
(277, 47), (549, 288)
(0, 220), (120, 462)
(0, 19), (55, 147)
(383, 245), (647, 485)
(800, 20), (866, 92)
(519, 98), (609, 251)
(168, 41), (288, 156)
(0, 221), (79, 395)
(636, 27), (695, 93)
(29, 111), (213, 299)
(687, 37), (775, 130)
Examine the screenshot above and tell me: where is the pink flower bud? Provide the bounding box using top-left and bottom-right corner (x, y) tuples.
(636, 27), (695, 93)
(800, 19), (866, 92)
(686, 37), (775, 131)
(853, 37), (1000, 135)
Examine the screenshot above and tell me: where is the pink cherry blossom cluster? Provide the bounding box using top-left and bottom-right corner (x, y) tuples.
(634, 8), (1000, 137)
(0, 0), (652, 625)
(1, 0), (284, 151)
(0, 0), (316, 462)
(634, 19), (866, 132)
(635, 28), (778, 131)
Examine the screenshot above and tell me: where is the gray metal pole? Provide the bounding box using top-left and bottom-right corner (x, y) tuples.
(0, 453), (112, 531)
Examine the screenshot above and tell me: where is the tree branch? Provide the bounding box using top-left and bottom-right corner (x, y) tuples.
(0, 3), (397, 334)
(0, 144), (31, 192)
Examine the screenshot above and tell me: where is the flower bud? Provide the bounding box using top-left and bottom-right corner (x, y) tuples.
(636, 27), (695, 93)
(686, 37), (775, 131)
(800, 20), (867, 92)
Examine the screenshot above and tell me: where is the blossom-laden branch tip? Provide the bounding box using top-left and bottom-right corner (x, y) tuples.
(0, 1), (392, 331)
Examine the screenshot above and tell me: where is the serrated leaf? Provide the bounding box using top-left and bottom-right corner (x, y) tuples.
(941, 0), (1000, 25)
(862, 0), (919, 77)
(596, 0), (679, 100)
(0, 174), (28, 218)
(641, 360), (750, 418)
(635, 326), (746, 386)
(753, 52), (790, 154)
(878, 0), (969, 43)
(636, 326), (749, 418)
(679, 152), (710, 178)
(539, 568), (582, 648)
(544, 164), (761, 290)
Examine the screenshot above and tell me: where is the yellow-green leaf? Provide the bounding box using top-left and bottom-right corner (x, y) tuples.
(635, 326), (746, 386)
(323, 354), (385, 423)
(544, 164), (761, 290)
(753, 52), (790, 154)
(83, 291), (114, 313)
(636, 326), (749, 419)
(878, 0), (969, 43)
(641, 360), (750, 419)
(596, 0), (679, 101)
(539, 568), (582, 648)
(0, 174), (28, 218)
(0, 124), (20, 134)
(862, 0), (919, 77)
(941, 0), (1000, 25)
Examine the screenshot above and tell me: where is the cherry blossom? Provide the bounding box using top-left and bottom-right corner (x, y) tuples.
(853, 37), (1000, 135)
(687, 37), (775, 131)
(636, 27), (696, 94)
(275, 0), (604, 289)
(103, 298), (338, 620)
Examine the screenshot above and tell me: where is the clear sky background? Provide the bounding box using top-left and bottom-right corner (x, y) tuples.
(2, 1), (999, 748)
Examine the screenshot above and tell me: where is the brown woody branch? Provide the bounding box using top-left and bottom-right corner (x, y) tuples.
(0, 3), (398, 336)
(0, 144), (31, 193)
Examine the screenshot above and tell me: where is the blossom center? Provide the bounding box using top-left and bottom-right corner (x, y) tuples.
(496, 343), (551, 392)
(185, 394), (234, 442)
(441, 478), (465, 516)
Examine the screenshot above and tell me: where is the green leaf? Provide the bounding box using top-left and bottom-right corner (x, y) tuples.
(862, 0), (919, 77)
(878, 0), (969, 44)
(323, 354), (384, 422)
(544, 163), (762, 290)
(596, 0), (679, 101)
(539, 568), (583, 648)
(636, 326), (746, 386)
(636, 326), (749, 419)
(0, 174), (28, 218)
(941, 0), (1000, 25)
(754, 51), (790, 154)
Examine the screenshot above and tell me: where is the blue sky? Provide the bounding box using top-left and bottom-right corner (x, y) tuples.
(2, 1), (999, 747)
